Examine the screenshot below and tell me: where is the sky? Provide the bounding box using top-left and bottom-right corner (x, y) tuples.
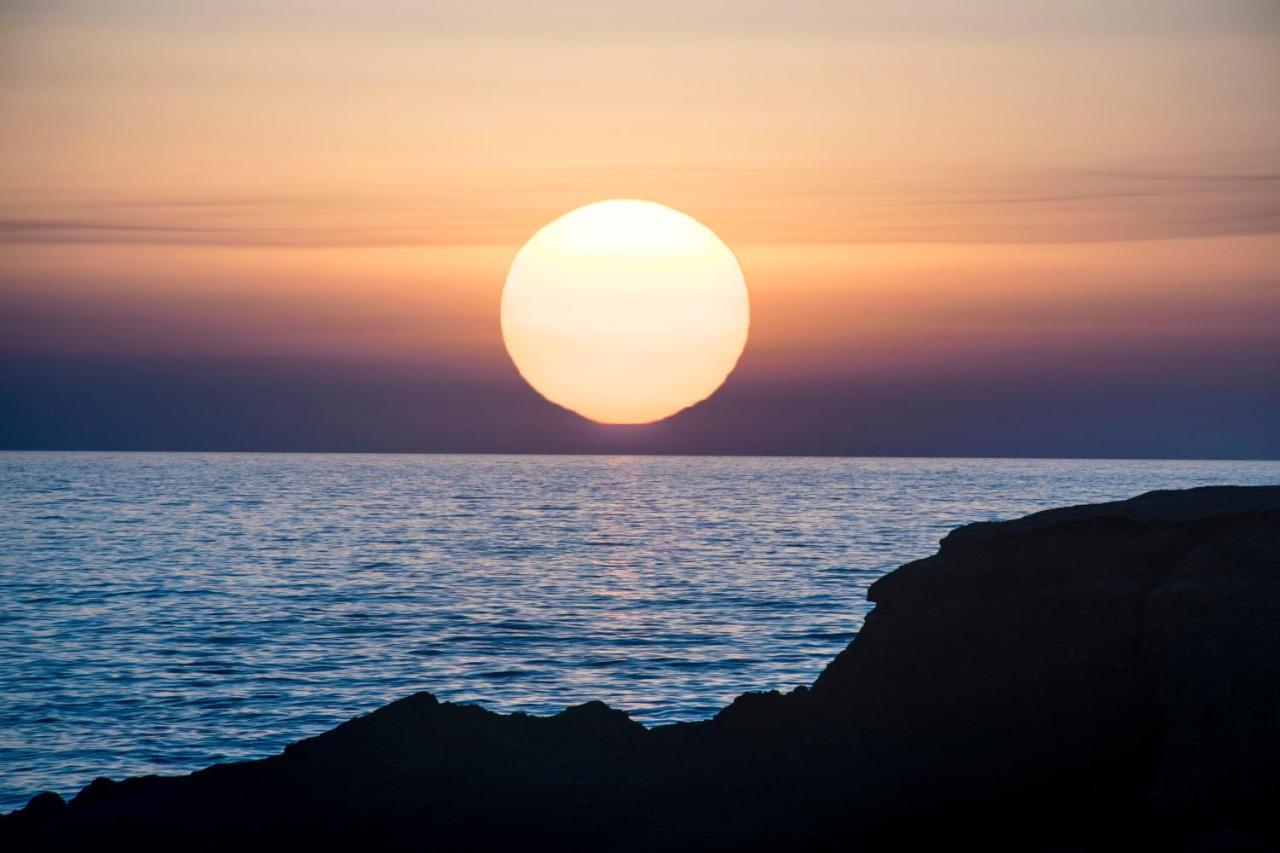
(2, 0), (1278, 457)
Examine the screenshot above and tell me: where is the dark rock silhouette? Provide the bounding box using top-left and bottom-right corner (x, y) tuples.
(5, 485), (1278, 851)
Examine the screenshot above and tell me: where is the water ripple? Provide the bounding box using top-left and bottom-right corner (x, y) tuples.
(0, 452), (1277, 810)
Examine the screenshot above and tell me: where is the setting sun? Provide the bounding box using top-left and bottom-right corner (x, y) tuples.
(4, 3), (1279, 848)
(500, 200), (750, 424)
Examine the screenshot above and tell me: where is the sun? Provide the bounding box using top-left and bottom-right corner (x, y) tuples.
(501, 200), (749, 425)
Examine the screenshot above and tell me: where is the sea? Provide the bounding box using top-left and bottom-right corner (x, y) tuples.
(2, 452), (1277, 811)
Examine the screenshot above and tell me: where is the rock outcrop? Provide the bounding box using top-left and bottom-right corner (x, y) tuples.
(5, 485), (1278, 851)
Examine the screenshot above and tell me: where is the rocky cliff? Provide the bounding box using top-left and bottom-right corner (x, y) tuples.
(5, 485), (1278, 851)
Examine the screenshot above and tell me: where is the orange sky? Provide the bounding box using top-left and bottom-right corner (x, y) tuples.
(2, 1), (1278, 455)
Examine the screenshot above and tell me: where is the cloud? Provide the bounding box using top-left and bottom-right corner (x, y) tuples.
(3, 349), (1277, 458)
(12, 1), (1277, 40)
(1, 165), (1278, 248)
(0, 216), (500, 248)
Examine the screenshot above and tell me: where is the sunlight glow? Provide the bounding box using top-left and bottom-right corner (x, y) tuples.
(501, 200), (749, 424)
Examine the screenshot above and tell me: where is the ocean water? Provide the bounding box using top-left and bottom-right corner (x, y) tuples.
(1, 453), (1277, 810)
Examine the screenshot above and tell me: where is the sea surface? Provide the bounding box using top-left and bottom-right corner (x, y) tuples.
(2, 453), (1278, 810)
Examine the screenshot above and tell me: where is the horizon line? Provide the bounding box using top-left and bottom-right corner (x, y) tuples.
(2, 448), (1278, 464)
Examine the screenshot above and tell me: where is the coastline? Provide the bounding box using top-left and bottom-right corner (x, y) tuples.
(5, 484), (1279, 851)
